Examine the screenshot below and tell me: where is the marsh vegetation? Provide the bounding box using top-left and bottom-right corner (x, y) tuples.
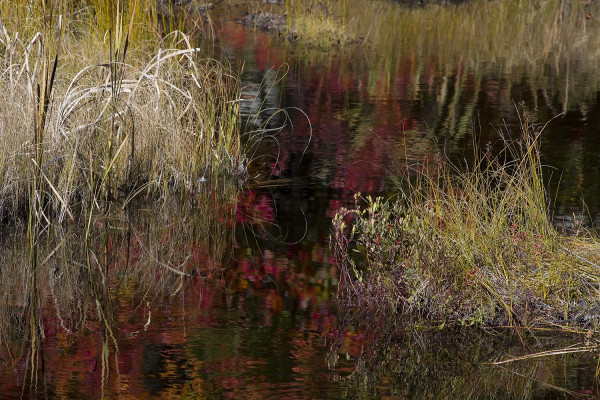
(2, 0), (600, 398)
(0, 0), (245, 394)
(332, 112), (600, 329)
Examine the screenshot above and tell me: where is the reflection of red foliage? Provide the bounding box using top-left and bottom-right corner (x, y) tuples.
(218, 21), (284, 70)
(220, 27), (426, 196)
(218, 18), (481, 205)
(236, 190), (275, 224)
(0, 230), (346, 397)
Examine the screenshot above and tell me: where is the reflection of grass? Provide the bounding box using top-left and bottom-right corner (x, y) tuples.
(330, 328), (597, 399)
(289, 0), (599, 63)
(283, 0), (600, 122)
(332, 112), (600, 328)
(0, 196), (235, 388)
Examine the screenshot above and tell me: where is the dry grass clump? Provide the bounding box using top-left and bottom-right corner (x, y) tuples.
(239, 5), (357, 47)
(288, 13), (356, 47)
(0, 2), (244, 387)
(332, 113), (600, 328)
(283, 0), (356, 47)
(0, 1), (244, 222)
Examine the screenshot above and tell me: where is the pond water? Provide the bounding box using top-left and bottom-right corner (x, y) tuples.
(2, 1), (600, 398)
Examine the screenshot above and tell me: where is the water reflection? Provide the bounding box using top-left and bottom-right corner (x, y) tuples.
(218, 4), (600, 219)
(1, 189), (598, 398)
(241, 67), (286, 129)
(216, 2), (600, 397)
(332, 328), (599, 399)
(0, 196), (236, 398)
(0, 191), (350, 398)
(4, 0), (600, 397)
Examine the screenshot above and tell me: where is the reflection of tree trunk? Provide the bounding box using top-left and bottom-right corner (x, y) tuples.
(429, 66), (451, 134)
(456, 73), (481, 141)
(25, 246), (43, 393)
(412, 64), (422, 102)
(442, 62), (466, 137)
(544, 0), (564, 59)
(563, 59), (569, 113)
(431, 63), (481, 142)
(437, 68), (450, 108)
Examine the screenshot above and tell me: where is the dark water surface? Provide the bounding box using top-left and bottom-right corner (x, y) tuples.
(2, 1), (600, 398)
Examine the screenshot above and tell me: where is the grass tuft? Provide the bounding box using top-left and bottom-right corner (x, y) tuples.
(332, 111), (600, 328)
(0, 3), (244, 223)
